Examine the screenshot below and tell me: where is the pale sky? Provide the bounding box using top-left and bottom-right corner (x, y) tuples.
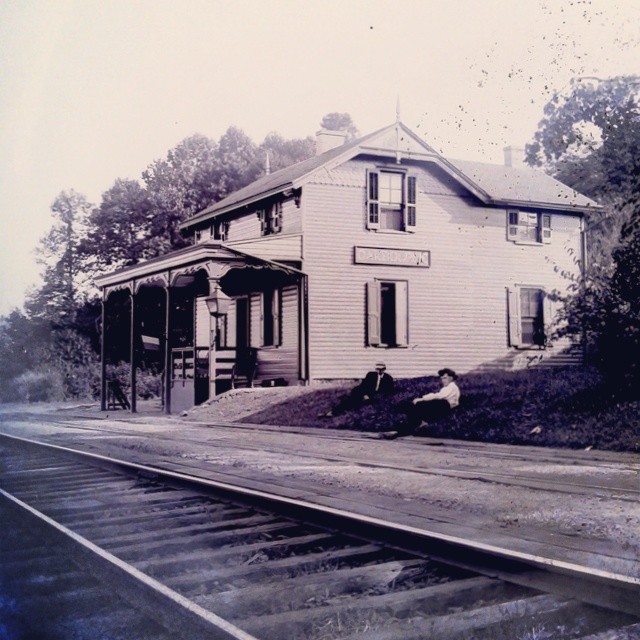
(1, 0), (638, 314)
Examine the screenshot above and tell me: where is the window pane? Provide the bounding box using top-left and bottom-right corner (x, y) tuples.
(380, 208), (403, 230)
(379, 173), (402, 206)
(520, 288), (544, 345)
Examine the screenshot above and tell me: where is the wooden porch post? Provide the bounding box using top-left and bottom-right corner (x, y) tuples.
(129, 289), (137, 413)
(164, 285), (172, 414)
(100, 296), (107, 411)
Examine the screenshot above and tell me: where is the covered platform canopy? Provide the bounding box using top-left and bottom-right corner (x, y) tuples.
(94, 242), (306, 414)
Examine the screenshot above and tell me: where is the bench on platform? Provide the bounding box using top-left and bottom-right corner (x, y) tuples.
(107, 380), (130, 410)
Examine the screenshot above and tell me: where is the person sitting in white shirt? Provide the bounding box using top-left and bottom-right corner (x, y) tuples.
(380, 368), (460, 439)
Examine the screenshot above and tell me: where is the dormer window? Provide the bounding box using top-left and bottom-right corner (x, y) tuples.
(507, 211), (552, 244)
(366, 170), (417, 232)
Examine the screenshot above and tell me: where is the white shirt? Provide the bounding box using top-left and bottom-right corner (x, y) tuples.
(420, 382), (460, 408)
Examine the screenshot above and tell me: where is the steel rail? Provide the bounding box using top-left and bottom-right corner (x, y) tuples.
(1, 429), (638, 597)
(4, 418), (638, 501)
(0, 486), (259, 640)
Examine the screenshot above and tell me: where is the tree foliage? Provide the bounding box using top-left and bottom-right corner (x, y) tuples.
(320, 112), (360, 140)
(1, 116), (356, 401)
(83, 178), (153, 270)
(525, 75), (640, 201)
(27, 190), (92, 326)
(530, 77), (640, 393)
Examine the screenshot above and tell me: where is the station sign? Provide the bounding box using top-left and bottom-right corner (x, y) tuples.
(354, 246), (431, 268)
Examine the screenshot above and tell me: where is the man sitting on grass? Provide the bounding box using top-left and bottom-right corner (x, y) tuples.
(321, 363), (395, 417)
(379, 368), (460, 439)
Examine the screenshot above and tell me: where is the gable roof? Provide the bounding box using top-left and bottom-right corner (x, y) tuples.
(181, 123), (418, 228)
(180, 122), (598, 230)
(448, 159), (597, 211)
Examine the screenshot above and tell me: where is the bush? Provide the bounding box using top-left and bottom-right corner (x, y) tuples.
(13, 370), (65, 402)
(107, 362), (161, 400)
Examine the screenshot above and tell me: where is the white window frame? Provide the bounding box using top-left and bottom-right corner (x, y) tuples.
(366, 170), (417, 233)
(366, 280), (409, 348)
(508, 285), (553, 349)
(507, 210), (552, 245)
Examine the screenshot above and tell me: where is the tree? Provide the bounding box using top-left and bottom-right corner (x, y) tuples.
(83, 178), (153, 272)
(258, 132), (315, 174)
(143, 134), (221, 254)
(27, 190), (92, 326)
(319, 112), (359, 140)
(531, 76), (640, 394)
(526, 75), (640, 202)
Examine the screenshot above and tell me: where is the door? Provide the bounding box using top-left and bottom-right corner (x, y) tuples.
(170, 348), (195, 413)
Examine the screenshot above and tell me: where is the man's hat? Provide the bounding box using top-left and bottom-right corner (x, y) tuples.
(375, 362), (386, 369)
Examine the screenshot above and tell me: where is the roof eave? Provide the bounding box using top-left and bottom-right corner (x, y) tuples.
(94, 242), (233, 287)
(179, 183), (294, 230)
(491, 198), (601, 213)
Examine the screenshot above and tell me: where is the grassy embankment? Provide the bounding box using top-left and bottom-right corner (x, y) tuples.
(241, 366), (639, 452)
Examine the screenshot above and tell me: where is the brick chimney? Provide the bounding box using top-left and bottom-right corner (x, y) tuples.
(316, 129), (348, 155)
(503, 146), (527, 168)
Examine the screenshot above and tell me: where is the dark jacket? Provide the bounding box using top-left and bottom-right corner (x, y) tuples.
(358, 371), (395, 397)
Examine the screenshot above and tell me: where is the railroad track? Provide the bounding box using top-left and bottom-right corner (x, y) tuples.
(1, 433), (638, 640)
(5, 415), (639, 503)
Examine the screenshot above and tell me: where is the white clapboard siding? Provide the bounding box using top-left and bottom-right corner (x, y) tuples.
(227, 198), (302, 242)
(228, 234), (303, 262)
(302, 158), (583, 380)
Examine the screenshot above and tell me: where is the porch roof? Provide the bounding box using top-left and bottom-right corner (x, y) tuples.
(94, 242), (304, 291)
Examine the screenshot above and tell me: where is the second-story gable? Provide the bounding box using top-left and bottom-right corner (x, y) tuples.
(181, 121), (597, 253)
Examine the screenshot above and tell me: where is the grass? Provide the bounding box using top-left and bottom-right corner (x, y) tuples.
(240, 366), (640, 453)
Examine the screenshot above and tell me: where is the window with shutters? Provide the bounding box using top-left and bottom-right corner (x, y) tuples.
(507, 211), (552, 244)
(366, 280), (408, 348)
(212, 219), (229, 242)
(508, 286), (551, 348)
(262, 288), (281, 347)
(366, 170), (417, 233)
(257, 202), (283, 236)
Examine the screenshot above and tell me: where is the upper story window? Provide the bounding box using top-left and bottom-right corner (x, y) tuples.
(507, 211), (552, 244)
(211, 220), (229, 242)
(257, 202), (283, 236)
(366, 170), (417, 233)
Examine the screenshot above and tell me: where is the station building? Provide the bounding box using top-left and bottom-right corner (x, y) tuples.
(95, 121), (597, 413)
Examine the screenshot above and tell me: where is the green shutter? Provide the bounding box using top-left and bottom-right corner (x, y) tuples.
(508, 287), (522, 347)
(272, 202), (283, 234)
(507, 210), (519, 241)
(257, 209), (267, 235)
(541, 214), (552, 244)
(366, 281), (381, 346)
(366, 170), (380, 230)
(406, 175), (417, 232)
